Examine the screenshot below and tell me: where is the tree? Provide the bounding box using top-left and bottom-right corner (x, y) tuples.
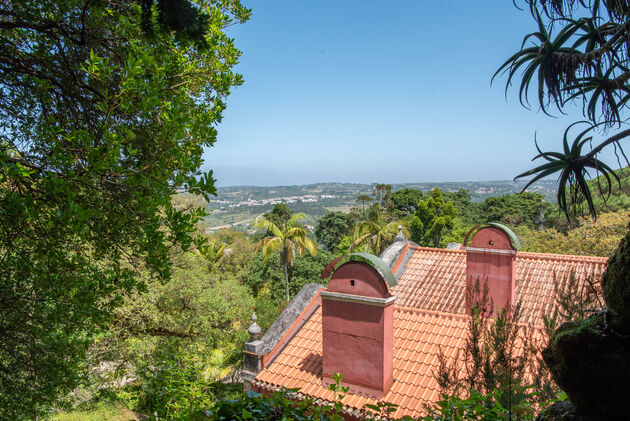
(0, 0), (249, 416)
(243, 249), (334, 302)
(410, 188), (457, 247)
(195, 238), (227, 273)
(264, 203), (294, 227)
(515, 209), (629, 257)
(442, 189), (483, 226)
(350, 207), (408, 255)
(373, 183), (392, 207)
(98, 250), (255, 418)
(480, 192), (552, 229)
(315, 211), (353, 252)
(356, 194), (374, 214)
(495, 0), (630, 219)
(255, 213), (317, 301)
(496, 4), (630, 419)
(387, 187), (424, 217)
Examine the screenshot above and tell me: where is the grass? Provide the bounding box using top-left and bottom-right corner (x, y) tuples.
(49, 401), (138, 421)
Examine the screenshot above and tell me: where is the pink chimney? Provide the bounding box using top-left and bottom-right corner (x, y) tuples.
(464, 223), (520, 317)
(321, 254), (396, 398)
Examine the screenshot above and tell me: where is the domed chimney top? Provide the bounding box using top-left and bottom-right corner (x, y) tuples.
(248, 312), (262, 341)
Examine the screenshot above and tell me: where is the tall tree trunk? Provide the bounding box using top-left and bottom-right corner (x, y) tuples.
(283, 259), (289, 302)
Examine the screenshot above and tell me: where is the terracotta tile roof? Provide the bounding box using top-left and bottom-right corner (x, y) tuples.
(253, 245), (607, 418)
(391, 247), (608, 325)
(255, 304), (469, 419)
(255, 301), (547, 419)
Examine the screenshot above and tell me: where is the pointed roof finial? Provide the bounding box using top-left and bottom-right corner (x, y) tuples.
(248, 312), (262, 340)
(393, 225), (408, 243)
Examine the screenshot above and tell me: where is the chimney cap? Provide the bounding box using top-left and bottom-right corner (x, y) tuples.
(321, 252), (398, 290)
(464, 222), (521, 250)
(248, 312), (262, 340)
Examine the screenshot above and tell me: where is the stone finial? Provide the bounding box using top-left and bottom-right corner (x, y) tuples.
(393, 225), (408, 243)
(248, 312), (262, 340)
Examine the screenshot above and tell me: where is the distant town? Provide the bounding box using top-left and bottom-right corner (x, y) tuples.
(203, 180), (558, 231)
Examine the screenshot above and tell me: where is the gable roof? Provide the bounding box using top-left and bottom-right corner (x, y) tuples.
(254, 302), (469, 419)
(254, 299), (547, 419)
(391, 246), (607, 325)
(251, 242), (608, 418)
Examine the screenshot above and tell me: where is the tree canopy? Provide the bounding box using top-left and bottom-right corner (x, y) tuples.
(315, 211), (354, 252)
(0, 0), (249, 416)
(410, 188), (457, 247)
(264, 203), (294, 227)
(255, 213), (317, 301)
(388, 187), (424, 217)
(481, 192), (552, 229)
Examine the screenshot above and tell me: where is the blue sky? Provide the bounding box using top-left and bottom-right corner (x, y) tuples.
(203, 0), (608, 187)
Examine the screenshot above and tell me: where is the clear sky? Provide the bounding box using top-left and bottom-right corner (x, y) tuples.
(203, 0), (607, 187)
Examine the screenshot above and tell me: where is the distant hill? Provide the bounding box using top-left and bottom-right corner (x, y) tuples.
(203, 179), (558, 231)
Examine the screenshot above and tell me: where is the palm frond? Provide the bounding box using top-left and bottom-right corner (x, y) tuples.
(516, 122), (625, 220)
(255, 217), (283, 237)
(286, 212), (307, 228)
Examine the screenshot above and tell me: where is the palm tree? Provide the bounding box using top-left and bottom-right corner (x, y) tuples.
(255, 213), (317, 301)
(356, 194), (374, 217)
(195, 239), (226, 273)
(350, 207), (409, 255)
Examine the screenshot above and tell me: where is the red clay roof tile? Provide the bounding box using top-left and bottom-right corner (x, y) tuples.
(256, 304), (473, 418)
(390, 247), (607, 325)
(255, 246), (607, 419)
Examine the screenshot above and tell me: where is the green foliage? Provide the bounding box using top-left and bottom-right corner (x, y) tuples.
(207, 373), (351, 421)
(373, 183), (393, 207)
(252, 286), (287, 332)
(422, 389), (537, 421)
(411, 188), (457, 247)
(495, 0), (630, 220)
(86, 251), (255, 418)
(127, 343), (217, 419)
(434, 279), (557, 419)
(205, 377), (541, 421)
(50, 397), (137, 421)
(0, 0), (249, 416)
(264, 204), (294, 227)
(515, 123), (621, 219)
(350, 205), (408, 255)
(515, 210), (629, 256)
(584, 166), (630, 214)
(255, 212), (318, 301)
(210, 229), (257, 277)
(243, 250), (333, 303)
(356, 194), (375, 213)
(480, 192), (552, 229)
(442, 189), (482, 226)
(208, 389), (338, 421)
(315, 211), (354, 252)
(388, 187), (424, 217)
(116, 251), (254, 349)
(336, 235), (354, 255)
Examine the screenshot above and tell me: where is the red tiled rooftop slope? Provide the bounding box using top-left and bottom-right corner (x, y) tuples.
(391, 246), (608, 325)
(255, 304), (526, 419)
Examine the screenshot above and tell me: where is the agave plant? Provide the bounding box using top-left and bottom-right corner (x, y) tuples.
(493, 7), (630, 125)
(515, 122), (623, 219)
(493, 9), (585, 115)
